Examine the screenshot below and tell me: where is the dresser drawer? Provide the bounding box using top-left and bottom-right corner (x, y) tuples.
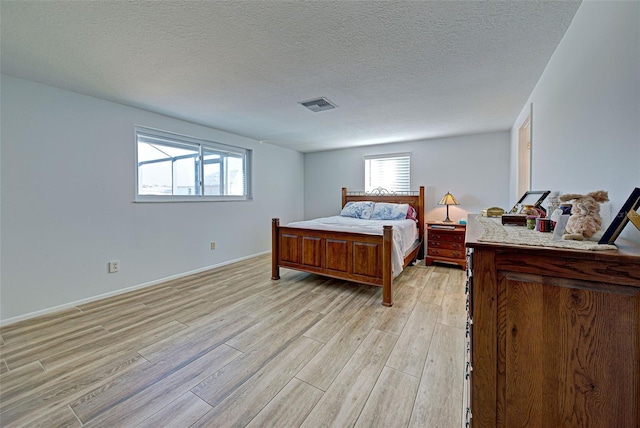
(428, 248), (465, 259)
(428, 240), (464, 251)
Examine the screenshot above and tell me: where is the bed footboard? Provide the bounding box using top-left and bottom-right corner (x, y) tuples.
(272, 218), (394, 306)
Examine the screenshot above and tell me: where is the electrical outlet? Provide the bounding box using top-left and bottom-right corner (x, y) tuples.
(108, 260), (119, 273)
(210, 242), (216, 250)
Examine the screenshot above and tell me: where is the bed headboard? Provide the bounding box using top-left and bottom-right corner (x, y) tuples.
(342, 186), (425, 239)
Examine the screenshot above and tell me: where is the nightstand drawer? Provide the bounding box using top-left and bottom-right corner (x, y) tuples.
(428, 248), (465, 259)
(428, 232), (465, 243)
(428, 240), (464, 251)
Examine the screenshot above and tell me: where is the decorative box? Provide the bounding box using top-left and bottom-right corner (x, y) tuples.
(501, 214), (527, 226)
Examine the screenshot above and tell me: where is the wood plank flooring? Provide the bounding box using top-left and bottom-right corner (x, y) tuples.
(0, 254), (466, 427)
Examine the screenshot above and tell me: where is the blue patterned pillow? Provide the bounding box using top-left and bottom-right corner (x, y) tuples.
(370, 203), (410, 220)
(340, 201), (375, 219)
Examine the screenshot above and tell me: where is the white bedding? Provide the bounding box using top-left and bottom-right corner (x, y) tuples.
(286, 216), (419, 276)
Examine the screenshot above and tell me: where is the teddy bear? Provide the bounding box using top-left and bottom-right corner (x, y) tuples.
(558, 190), (609, 240)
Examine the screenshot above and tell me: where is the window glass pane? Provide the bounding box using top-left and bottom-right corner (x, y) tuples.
(203, 151), (222, 195)
(139, 159), (171, 195)
(173, 155), (198, 195)
(137, 140), (198, 196)
(225, 155), (245, 196)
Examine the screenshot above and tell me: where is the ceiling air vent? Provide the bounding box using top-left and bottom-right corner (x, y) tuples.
(299, 97), (337, 112)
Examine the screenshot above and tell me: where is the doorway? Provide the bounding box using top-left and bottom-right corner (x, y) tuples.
(517, 112), (531, 197)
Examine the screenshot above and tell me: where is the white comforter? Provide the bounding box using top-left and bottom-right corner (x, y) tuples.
(286, 216), (419, 276)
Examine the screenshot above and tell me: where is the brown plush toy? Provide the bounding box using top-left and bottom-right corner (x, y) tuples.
(558, 190), (609, 240)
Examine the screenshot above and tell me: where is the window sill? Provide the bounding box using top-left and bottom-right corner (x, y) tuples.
(134, 195), (253, 203)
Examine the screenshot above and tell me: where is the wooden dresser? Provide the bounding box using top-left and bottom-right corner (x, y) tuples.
(425, 221), (466, 269)
(464, 215), (640, 427)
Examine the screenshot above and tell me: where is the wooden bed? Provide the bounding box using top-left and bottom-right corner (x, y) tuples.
(271, 186), (425, 306)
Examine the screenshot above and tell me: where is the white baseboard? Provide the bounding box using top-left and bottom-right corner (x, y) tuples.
(0, 251), (270, 327)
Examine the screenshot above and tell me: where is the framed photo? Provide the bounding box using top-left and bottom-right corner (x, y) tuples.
(510, 190), (551, 213)
(599, 187), (640, 245)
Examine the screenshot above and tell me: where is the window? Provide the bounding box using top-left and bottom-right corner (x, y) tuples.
(364, 153), (410, 192)
(135, 127), (252, 201)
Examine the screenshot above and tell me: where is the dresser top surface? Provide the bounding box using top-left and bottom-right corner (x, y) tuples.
(465, 214), (640, 263)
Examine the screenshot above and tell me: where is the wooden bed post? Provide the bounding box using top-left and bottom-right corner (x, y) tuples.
(341, 187), (347, 208)
(271, 218), (280, 280)
(382, 225), (393, 307)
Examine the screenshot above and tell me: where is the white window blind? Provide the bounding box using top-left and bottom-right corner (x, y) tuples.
(364, 154), (410, 192)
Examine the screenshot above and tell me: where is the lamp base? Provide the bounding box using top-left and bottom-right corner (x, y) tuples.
(442, 206), (453, 223)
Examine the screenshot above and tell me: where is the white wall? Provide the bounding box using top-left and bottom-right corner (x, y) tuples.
(304, 131), (511, 223)
(510, 1), (640, 243)
(0, 75), (304, 322)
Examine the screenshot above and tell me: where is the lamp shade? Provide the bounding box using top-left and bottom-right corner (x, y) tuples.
(438, 192), (459, 206)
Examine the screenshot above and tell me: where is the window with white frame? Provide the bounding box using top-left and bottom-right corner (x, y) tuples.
(364, 153), (410, 192)
(135, 127), (252, 201)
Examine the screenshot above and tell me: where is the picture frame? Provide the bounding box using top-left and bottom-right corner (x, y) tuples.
(509, 190), (551, 214)
(599, 187), (640, 245)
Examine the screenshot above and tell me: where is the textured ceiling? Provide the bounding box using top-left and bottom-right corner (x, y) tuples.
(1, 1), (580, 152)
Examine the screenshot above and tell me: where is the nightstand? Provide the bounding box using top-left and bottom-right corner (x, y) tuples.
(425, 222), (466, 269)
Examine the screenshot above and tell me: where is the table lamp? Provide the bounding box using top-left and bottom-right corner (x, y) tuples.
(438, 191), (459, 223)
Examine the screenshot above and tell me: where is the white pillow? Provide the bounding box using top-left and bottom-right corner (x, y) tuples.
(370, 203), (410, 220)
(340, 201), (375, 219)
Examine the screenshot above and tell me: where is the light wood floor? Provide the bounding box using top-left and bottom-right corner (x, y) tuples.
(0, 254), (466, 427)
